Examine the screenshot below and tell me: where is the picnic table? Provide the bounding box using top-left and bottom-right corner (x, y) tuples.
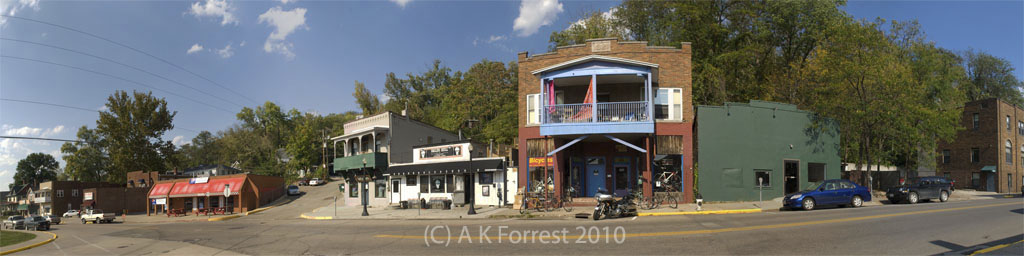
(168, 208), (188, 217)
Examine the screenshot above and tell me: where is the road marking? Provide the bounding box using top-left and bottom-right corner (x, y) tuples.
(72, 234), (111, 253)
(51, 241), (67, 256)
(375, 201), (1021, 240)
(970, 239), (1024, 255)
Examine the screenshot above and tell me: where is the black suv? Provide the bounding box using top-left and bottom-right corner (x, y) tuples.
(886, 176), (952, 204)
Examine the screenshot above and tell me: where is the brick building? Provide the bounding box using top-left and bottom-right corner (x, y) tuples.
(33, 181), (121, 216)
(82, 187), (149, 214)
(937, 98), (1024, 193)
(517, 38), (694, 202)
(146, 174), (284, 215)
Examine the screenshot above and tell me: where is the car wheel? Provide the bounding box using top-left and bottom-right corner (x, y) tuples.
(851, 195), (863, 207)
(802, 198), (815, 210)
(908, 192), (919, 204)
(81, 219), (86, 224)
(939, 191), (949, 202)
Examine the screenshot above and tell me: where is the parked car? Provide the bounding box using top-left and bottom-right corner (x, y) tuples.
(298, 178), (310, 186)
(309, 178), (323, 186)
(2, 216), (26, 229)
(784, 179), (872, 210)
(45, 215), (61, 225)
(24, 216), (50, 231)
(287, 185), (300, 196)
(886, 176), (952, 204)
(81, 209), (116, 224)
(63, 209), (80, 218)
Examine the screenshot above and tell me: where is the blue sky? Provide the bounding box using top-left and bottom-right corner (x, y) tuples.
(1, 0), (1021, 189)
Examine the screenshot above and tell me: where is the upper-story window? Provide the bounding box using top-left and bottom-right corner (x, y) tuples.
(1006, 140), (1013, 165)
(1007, 116), (1011, 131)
(1018, 121), (1023, 135)
(56, 190), (63, 197)
(941, 150), (950, 164)
(526, 94), (540, 125)
(971, 148), (980, 163)
(654, 88), (683, 121)
(972, 113), (979, 130)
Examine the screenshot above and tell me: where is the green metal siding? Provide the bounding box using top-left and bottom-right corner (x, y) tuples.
(696, 101), (841, 202)
(333, 153), (388, 171)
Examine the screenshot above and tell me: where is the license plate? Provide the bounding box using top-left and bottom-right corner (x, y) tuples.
(887, 193), (893, 197)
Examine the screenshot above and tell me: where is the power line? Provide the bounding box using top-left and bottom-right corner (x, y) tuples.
(0, 136), (82, 143)
(0, 14), (259, 105)
(0, 98), (203, 135)
(1, 37), (246, 108)
(1, 55), (236, 115)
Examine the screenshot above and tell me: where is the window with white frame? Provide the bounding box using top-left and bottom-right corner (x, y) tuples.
(72, 189), (78, 197)
(526, 94), (540, 125)
(655, 88), (683, 121)
(1006, 140), (1013, 165)
(56, 190), (63, 197)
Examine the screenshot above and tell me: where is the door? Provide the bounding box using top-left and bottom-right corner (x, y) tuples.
(822, 181), (840, 205)
(614, 166), (629, 197)
(585, 157), (606, 197)
(985, 174), (996, 192)
(784, 160), (800, 195)
(391, 178), (402, 204)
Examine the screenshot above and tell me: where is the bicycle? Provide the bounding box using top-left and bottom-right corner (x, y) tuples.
(556, 186), (576, 212)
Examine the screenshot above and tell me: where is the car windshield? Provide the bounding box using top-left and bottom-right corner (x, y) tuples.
(12, 216), (24, 220)
(288, 185), (298, 189)
(804, 181), (823, 191)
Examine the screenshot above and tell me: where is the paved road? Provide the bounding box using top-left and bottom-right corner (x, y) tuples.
(17, 193), (1023, 255)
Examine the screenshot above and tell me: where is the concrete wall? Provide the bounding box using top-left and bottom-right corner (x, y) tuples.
(696, 101), (841, 202)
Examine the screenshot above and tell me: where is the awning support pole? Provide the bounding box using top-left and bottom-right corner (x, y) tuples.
(547, 136), (588, 156)
(604, 135), (647, 153)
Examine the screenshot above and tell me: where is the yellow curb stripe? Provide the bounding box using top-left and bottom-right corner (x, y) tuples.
(375, 201), (1021, 240)
(970, 239), (1024, 255)
(245, 205), (275, 216)
(208, 215), (241, 222)
(1, 231), (58, 255)
(299, 213), (334, 220)
(638, 209), (762, 216)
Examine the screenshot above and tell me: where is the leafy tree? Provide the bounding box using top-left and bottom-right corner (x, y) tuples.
(177, 130), (221, 168)
(549, 9), (629, 50)
(962, 49), (1024, 105)
(95, 90), (177, 184)
(353, 81), (383, 115)
(434, 60), (519, 145)
(60, 126), (109, 182)
(12, 153), (59, 189)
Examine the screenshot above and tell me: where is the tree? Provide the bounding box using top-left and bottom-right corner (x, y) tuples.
(962, 49), (1024, 105)
(177, 130), (222, 168)
(12, 153), (59, 189)
(353, 81), (383, 115)
(434, 60), (519, 145)
(549, 8), (629, 50)
(382, 60), (457, 124)
(95, 90), (177, 184)
(60, 126), (109, 182)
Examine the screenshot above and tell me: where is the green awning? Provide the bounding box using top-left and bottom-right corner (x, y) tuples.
(981, 166), (997, 172)
(17, 204), (28, 210)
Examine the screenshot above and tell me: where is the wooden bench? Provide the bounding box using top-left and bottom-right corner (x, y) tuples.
(167, 208), (188, 217)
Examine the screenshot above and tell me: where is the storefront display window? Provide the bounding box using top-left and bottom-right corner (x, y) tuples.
(430, 176), (445, 193)
(653, 155), (682, 192)
(479, 172), (493, 185)
(375, 179), (387, 198)
(446, 175), (455, 193)
(349, 182), (359, 198)
(420, 176), (429, 193)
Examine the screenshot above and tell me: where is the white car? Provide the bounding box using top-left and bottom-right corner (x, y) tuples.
(287, 185), (300, 196)
(309, 178), (322, 186)
(81, 209), (116, 224)
(63, 210), (80, 218)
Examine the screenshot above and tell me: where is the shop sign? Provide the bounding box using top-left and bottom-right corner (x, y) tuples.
(152, 198), (166, 205)
(419, 145), (462, 160)
(190, 177), (209, 184)
(84, 192), (93, 201)
(529, 157), (553, 167)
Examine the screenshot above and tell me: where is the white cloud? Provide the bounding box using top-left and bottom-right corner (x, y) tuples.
(215, 43), (234, 58)
(187, 0), (238, 26)
(390, 0), (412, 8)
(513, 0), (563, 37)
(97, 105), (108, 111)
(488, 35), (507, 43)
(0, 124), (69, 188)
(0, 0), (40, 25)
(2, 124), (65, 138)
(258, 6), (308, 59)
(239, 40), (246, 47)
(187, 44), (205, 54)
(171, 135), (191, 146)
(473, 35), (514, 53)
(280, 0), (297, 4)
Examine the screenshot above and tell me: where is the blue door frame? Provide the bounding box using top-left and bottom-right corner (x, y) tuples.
(586, 157), (606, 197)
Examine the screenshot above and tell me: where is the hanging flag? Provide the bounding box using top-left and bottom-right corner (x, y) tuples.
(572, 77), (594, 121)
(547, 80), (557, 114)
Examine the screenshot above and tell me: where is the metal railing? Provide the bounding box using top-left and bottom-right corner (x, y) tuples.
(543, 101), (649, 124)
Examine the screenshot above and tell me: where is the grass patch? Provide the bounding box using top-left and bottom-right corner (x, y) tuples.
(0, 230), (37, 247)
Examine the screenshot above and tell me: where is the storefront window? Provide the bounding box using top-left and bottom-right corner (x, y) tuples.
(446, 175), (455, 193)
(375, 179), (386, 198)
(479, 173), (493, 185)
(653, 155), (682, 192)
(407, 175), (417, 186)
(349, 182), (359, 198)
(420, 176), (429, 193)
(430, 176), (445, 193)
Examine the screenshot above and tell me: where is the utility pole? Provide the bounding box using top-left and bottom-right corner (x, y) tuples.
(322, 129), (327, 180)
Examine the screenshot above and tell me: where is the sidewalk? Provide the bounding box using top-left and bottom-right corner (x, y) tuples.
(301, 204), (510, 220)
(116, 211), (243, 224)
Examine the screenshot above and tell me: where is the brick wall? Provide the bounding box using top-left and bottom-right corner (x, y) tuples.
(937, 98), (1024, 193)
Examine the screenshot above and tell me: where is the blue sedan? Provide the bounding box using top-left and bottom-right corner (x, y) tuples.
(783, 179), (872, 210)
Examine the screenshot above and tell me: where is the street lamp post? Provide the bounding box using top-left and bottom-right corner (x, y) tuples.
(467, 144), (476, 215)
(361, 158), (369, 217)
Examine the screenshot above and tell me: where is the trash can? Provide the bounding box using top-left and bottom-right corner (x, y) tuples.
(443, 200), (452, 210)
(400, 200), (408, 209)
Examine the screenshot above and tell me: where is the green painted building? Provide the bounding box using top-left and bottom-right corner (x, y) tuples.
(696, 100), (841, 202)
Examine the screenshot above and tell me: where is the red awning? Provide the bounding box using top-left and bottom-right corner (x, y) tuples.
(148, 183), (175, 198)
(167, 177), (245, 198)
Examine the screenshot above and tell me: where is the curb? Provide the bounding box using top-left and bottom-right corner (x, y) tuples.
(208, 215), (242, 222)
(245, 206), (275, 216)
(0, 230), (58, 255)
(638, 208), (762, 216)
(299, 213), (334, 220)
(970, 239), (1024, 255)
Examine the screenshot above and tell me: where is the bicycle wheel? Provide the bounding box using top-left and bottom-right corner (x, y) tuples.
(543, 199), (555, 212)
(666, 195), (679, 209)
(650, 195), (663, 209)
(562, 196), (574, 212)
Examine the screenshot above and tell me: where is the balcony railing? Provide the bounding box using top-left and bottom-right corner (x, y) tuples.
(544, 101), (650, 124)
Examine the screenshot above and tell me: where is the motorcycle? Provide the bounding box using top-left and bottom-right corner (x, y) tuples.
(593, 188), (637, 220)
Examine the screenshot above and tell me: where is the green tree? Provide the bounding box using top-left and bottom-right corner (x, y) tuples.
(177, 130), (221, 168)
(381, 60), (457, 124)
(962, 49), (1024, 105)
(60, 126), (109, 182)
(95, 90), (177, 184)
(434, 60), (519, 145)
(549, 9), (629, 50)
(353, 81), (383, 115)
(12, 153), (59, 189)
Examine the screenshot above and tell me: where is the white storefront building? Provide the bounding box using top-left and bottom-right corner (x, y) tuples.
(385, 141), (512, 207)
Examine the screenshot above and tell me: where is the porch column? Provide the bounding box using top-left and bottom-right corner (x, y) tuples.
(645, 72), (652, 121)
(192, 197), (197, 211)
(205, 196), (210, 210)
(591, 74), (598, 122)
(553, 139), (563, 199)
(644, 136), (653, 197)
(333, 140), (339, 158)
(540, 78), (545, 124)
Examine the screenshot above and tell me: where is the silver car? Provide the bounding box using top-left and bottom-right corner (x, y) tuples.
(45, 215), (61, 225)
(2, 216), (25, 229)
